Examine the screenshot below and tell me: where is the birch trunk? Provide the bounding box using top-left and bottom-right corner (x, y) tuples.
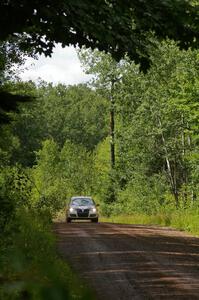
(158, 117), (179, 207)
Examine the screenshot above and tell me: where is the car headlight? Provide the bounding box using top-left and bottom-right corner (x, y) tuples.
(91, 207), (97, 213)
(69, 207), (75, 213)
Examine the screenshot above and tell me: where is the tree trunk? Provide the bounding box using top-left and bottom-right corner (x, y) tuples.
(108, 80), (116, 202)
(181, 113), (188, 206)
(110, 97), (115, 169)
(158, 117), (179, 207)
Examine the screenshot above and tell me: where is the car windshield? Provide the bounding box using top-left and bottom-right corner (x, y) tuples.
(71, 198), (94, 206)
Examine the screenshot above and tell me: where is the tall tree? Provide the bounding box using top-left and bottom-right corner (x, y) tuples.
(79, 49), (131, 201)
(117, 41), (199, 207)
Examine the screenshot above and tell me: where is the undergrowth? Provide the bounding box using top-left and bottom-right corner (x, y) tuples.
(0, 208), (94, 300)
(101, 207), (199, 236)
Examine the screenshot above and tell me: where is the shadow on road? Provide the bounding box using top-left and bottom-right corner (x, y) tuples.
(54, 222), (199, 300)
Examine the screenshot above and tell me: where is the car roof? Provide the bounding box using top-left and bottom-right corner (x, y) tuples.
(71, 196), (92, 200)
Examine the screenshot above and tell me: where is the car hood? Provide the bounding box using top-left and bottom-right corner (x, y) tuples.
(71, 205), (94, 210)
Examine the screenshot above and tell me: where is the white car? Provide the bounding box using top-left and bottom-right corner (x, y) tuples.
(66, 196), (99, 223)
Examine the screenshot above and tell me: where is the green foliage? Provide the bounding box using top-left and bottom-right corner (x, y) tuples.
(115, 41), (199, 209)
(32, 139), (95, 213)
(60, 141), (94, 194)
(0, 125), (20, 167)
(0, 0), (198, 69)
(118, 174), (169, 214)
(101, 206), (199, 236)
(31, 139), (62, 212)
(1, 36), (199, 300)
(78, 43), (199, 215)
(0, 166), (32, 232)
(0, 40), (36, 125)
(99, 174), (169, 217)
(2, 41), (198, 218)
(0, 209), (94, 300)
(11, 83), (108, 166)
(93, 138), (110, 199)
(0, 39), (36, 83)
(0, 88), (33, 125)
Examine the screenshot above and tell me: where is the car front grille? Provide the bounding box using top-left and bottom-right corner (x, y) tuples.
(77, 208), (89, 218)
(69, 214), (76, 217)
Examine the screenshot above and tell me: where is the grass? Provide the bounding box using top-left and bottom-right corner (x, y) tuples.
(100, 209), (199, 236)
(51, 206), (199, 236)
(0, 208), (95, 300)
(53, 207), (199, 236)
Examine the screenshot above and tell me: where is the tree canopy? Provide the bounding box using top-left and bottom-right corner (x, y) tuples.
(0, 0), (198, 67)
(0, 0), (198, 125)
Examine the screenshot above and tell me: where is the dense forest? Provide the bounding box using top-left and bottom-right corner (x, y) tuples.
(1, 40), (199, 300)
(2, 41), (198, 217)
(1, 1), (199, 299)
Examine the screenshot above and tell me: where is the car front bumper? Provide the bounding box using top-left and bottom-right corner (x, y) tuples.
(68, 209), (98, 219)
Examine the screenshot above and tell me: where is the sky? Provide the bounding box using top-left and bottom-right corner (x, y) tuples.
(19, 44), (92, 85)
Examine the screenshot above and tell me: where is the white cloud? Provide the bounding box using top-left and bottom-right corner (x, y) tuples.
(19, 44), (92, 85)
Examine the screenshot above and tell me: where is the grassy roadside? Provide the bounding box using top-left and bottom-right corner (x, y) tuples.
(100, 209), (199, 236)
(0, 209), (95, 300)
(53, 207), (199, 236)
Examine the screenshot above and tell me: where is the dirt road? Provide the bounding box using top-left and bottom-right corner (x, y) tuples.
(54, 222), (199, 300)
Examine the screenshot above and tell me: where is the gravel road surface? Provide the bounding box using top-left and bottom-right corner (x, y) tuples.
(54, 222), (199, 300)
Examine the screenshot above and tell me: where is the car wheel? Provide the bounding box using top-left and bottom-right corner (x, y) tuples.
(66, 217), (71, 223)
(91, 218), (98, 223)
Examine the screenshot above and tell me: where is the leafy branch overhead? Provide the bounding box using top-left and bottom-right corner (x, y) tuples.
(0, 0), (198, 124)
(0, 0), (198, 68)
(0, 90), (33, 124)
(0, 40), (35, 124)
